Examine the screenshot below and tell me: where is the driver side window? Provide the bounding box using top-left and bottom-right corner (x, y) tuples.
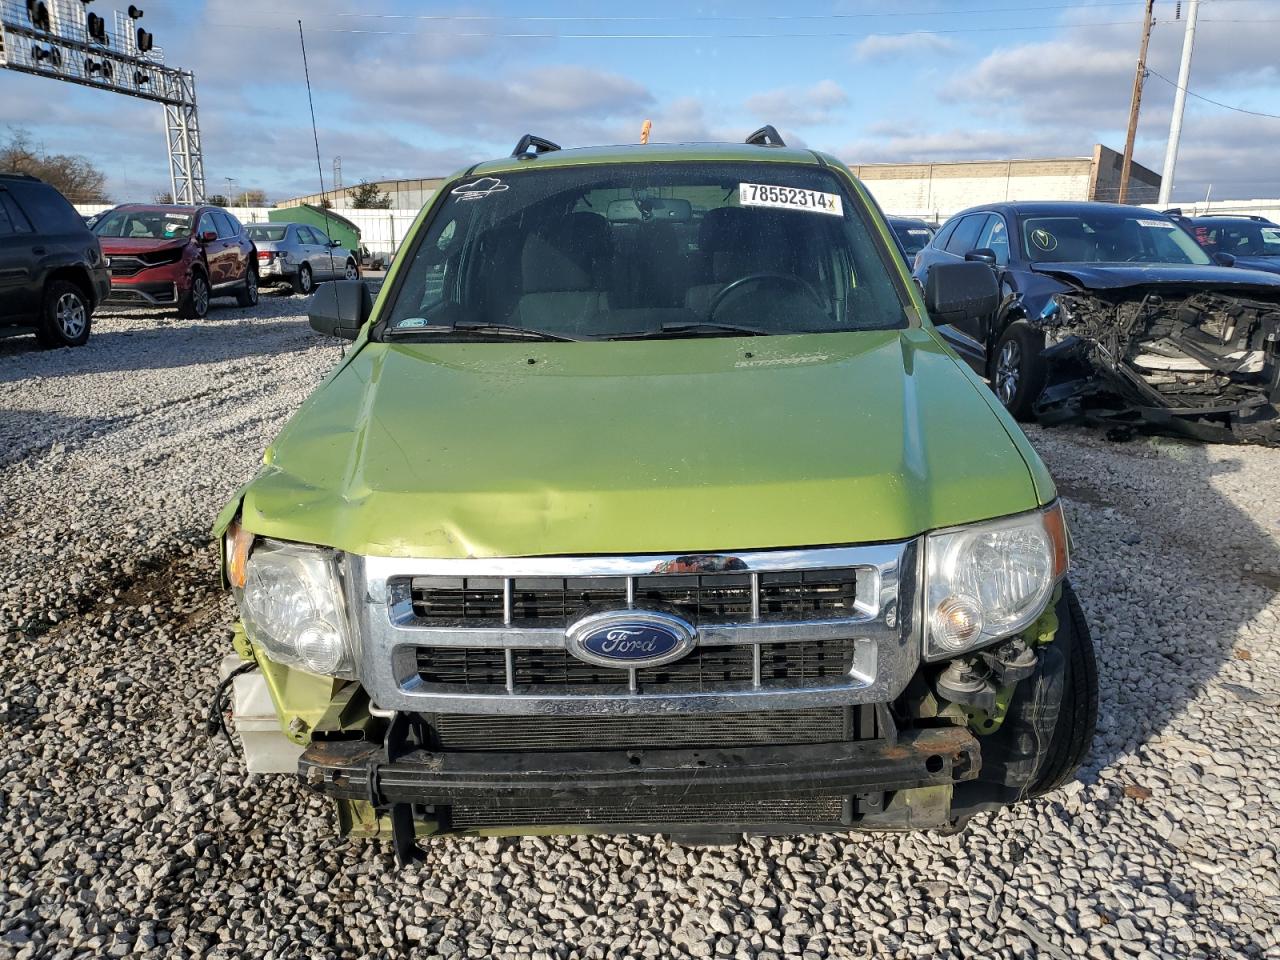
(977, 214), (1010, 265)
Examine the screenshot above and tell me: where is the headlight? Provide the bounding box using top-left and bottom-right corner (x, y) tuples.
(233, 538), (357, 678)
(923, 502), (1068, 660)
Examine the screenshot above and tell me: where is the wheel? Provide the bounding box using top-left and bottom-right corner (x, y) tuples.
(990, 322), (1046, 421)
(344, 259), (359, 281)
(292, 263), (314, 296)
(180, 272), (210, 319)
(36, 279), (91, 348)
(1028, 582), (1099, 795)
(236, 266), (259, 306)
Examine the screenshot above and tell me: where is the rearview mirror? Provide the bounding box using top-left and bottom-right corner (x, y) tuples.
(964, 248), (998, 266)
(924, 262), (1000, 326)
(308, 279), (373, 340)
(1213, 251), (1236, 267)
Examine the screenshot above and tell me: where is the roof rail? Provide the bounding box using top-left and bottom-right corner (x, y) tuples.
(511, 134), (562, 159)
(1201, 213), (1272, 221)
(745, 125), (786, 147)
(0, 171), (41, 181)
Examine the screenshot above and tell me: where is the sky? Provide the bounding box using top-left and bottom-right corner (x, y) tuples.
(2, 0), (1278, 204)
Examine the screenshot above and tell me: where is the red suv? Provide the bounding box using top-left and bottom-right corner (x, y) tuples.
(94, 204), (258, 317)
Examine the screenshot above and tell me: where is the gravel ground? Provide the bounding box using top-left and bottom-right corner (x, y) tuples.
(2, 297), (1279, 960)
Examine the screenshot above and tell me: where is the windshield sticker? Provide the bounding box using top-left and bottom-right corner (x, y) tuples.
(396, 317), (429, 328)
(1030, 228), (1058, 252)
(907, 228), (930, 236)
(452, 177), (509, 202)
(739, 183), (843, 217)
(1136, 218), (1177, 229)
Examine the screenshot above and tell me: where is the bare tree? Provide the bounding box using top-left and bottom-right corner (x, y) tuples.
(1, 127), (110, 202)
(231, 188), (268, 207)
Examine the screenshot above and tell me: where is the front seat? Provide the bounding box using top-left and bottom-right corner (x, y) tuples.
(685, 207), (775, 318)
(510, 212), (611, 335)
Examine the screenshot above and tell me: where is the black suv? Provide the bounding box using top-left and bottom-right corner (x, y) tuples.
(0, 173), (110, 347)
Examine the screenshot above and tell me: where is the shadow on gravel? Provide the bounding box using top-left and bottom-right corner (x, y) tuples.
(0, 318), (319, 381)
(1052, 434), (1279, 771)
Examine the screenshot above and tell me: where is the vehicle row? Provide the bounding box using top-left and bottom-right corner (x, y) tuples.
(0, 176), (360, 347)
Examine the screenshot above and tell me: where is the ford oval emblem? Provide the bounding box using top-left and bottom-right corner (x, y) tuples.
(565, 610), (697, 669)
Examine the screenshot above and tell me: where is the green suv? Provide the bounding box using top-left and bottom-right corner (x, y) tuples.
(213, 130), (1096, 858)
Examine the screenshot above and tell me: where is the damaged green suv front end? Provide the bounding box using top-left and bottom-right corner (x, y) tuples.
(213, 141), (1095, 856)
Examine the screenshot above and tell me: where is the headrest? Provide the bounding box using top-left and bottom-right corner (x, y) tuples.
(522, 212), (611, 293)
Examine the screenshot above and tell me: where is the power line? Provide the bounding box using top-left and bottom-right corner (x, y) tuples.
(207, 19), (1152, 39)
(1146, 67), (1280, 120)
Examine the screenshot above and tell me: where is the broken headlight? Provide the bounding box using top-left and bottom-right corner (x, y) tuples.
(923, 502), (1069, 660)
(234, 538), (357, 679)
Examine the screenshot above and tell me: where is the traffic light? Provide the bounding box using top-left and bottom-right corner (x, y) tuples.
(133, 70), (150, 87)
(136, 27), (153, 53)
(85, 57), (114, 82)
(128, 5), (144, 17)
(31, 44), (62, 69)
(87, 12), (108, 44)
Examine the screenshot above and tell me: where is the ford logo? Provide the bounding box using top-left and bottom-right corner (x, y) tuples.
(565, 610), (697, 669)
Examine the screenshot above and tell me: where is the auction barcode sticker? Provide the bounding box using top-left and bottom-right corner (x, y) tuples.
(740, 183), (843, 216)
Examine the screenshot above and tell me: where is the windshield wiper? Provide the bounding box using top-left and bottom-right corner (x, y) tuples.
(388, 321), (579, 342)
(612, 322), (771, 340)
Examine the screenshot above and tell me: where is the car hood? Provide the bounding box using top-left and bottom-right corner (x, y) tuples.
(234, 329), (1051, 559)
(1030, 261), (1280, 292)
(97, 236), (189, 255)
(1229, 256), (1280, 276)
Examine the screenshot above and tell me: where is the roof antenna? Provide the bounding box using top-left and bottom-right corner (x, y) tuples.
(298, 19), (338, 283)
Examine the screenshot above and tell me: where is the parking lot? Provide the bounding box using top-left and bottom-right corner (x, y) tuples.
(2, 297), (1279, 959)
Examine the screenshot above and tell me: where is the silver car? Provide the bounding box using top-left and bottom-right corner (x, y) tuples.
(244, 222), (359, 295)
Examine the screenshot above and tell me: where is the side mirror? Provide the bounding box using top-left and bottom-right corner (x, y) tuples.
(199, 230), (217, 243)
(329, 239), (343, 248)
(964, 248), (998, 266)
(924, 261), (1000, 326)
(308, 279), (373, 340)
(1213, 251), (1236, 267)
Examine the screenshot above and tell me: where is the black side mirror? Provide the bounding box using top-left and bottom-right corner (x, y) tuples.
(925, 262), (1000, 325)
(308, 279), (373, 340)
(964, 248), (998, 266)
(329, 239), (342, 248)
(1213, 251), (1236, 267)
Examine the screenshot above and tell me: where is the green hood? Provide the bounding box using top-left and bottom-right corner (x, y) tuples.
(235, 329), (1053, 558)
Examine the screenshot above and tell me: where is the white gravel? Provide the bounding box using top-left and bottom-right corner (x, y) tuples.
(2, 298), (1279, 959)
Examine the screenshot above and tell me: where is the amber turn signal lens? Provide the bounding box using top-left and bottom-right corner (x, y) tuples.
(226, 521), (253, 589)
(1043, 500), (1070, 581)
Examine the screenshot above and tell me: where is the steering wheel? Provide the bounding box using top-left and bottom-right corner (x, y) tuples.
(707, 273), (826, 321)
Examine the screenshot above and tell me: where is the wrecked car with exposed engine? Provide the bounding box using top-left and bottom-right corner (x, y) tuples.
(912, 201), (1280, 445)
(211, 132), (1096, 859)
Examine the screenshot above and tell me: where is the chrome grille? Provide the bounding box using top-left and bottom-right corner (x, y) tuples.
(107, 256), (146, 277)
(415, 639), (860, 692)
(428, 707), (855, 751)
(406, 569), (859, 627)
(352, 541), (918, 715)
(449, 796), (847, 829)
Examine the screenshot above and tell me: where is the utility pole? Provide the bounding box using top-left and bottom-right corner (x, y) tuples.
(1118, 0), (1156, 204)
(1158, 0), (1200, 207)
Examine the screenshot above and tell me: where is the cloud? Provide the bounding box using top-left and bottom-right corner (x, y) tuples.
(852, 33), (956, 62)
(745, 80), (849, 127)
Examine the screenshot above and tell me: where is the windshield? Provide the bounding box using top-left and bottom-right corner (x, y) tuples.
(1021, 212), (1211, 265)
(246, 224), (288, 242)
(892, 222), (934, 256)
(93, 210), (192, 240)
(383, 162), (908, 340)
(1201, 222), (1280, 258)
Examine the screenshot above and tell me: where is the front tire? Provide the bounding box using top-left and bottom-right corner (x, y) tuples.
(1028, 582), (1099, 795)
(990, 322), (1047, 421)
(236, 266), (259, 307)
(36, 279), (91, 348)
(292, 263), (314, 296)
(179, 272), (210, 319)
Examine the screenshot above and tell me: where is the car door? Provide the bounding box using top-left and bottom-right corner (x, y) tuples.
(954, 213), (1013, 350)
(923, 213), (993, 371)
(0, 189), (39, 321)
(307, 225), (338, 278)
(212, 211), (245, 284)
(195, 210), (227, 286)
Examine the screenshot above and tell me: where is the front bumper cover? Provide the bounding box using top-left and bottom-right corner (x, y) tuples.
(299, 725), (979, 808)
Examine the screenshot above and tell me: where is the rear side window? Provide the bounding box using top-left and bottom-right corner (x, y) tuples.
(932, 218), (959, 250)
(0, 192), (33, 235)
(9, 182), (82, 233)
(944, 214), (988, 255)
(977, 214), (1011, 265)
